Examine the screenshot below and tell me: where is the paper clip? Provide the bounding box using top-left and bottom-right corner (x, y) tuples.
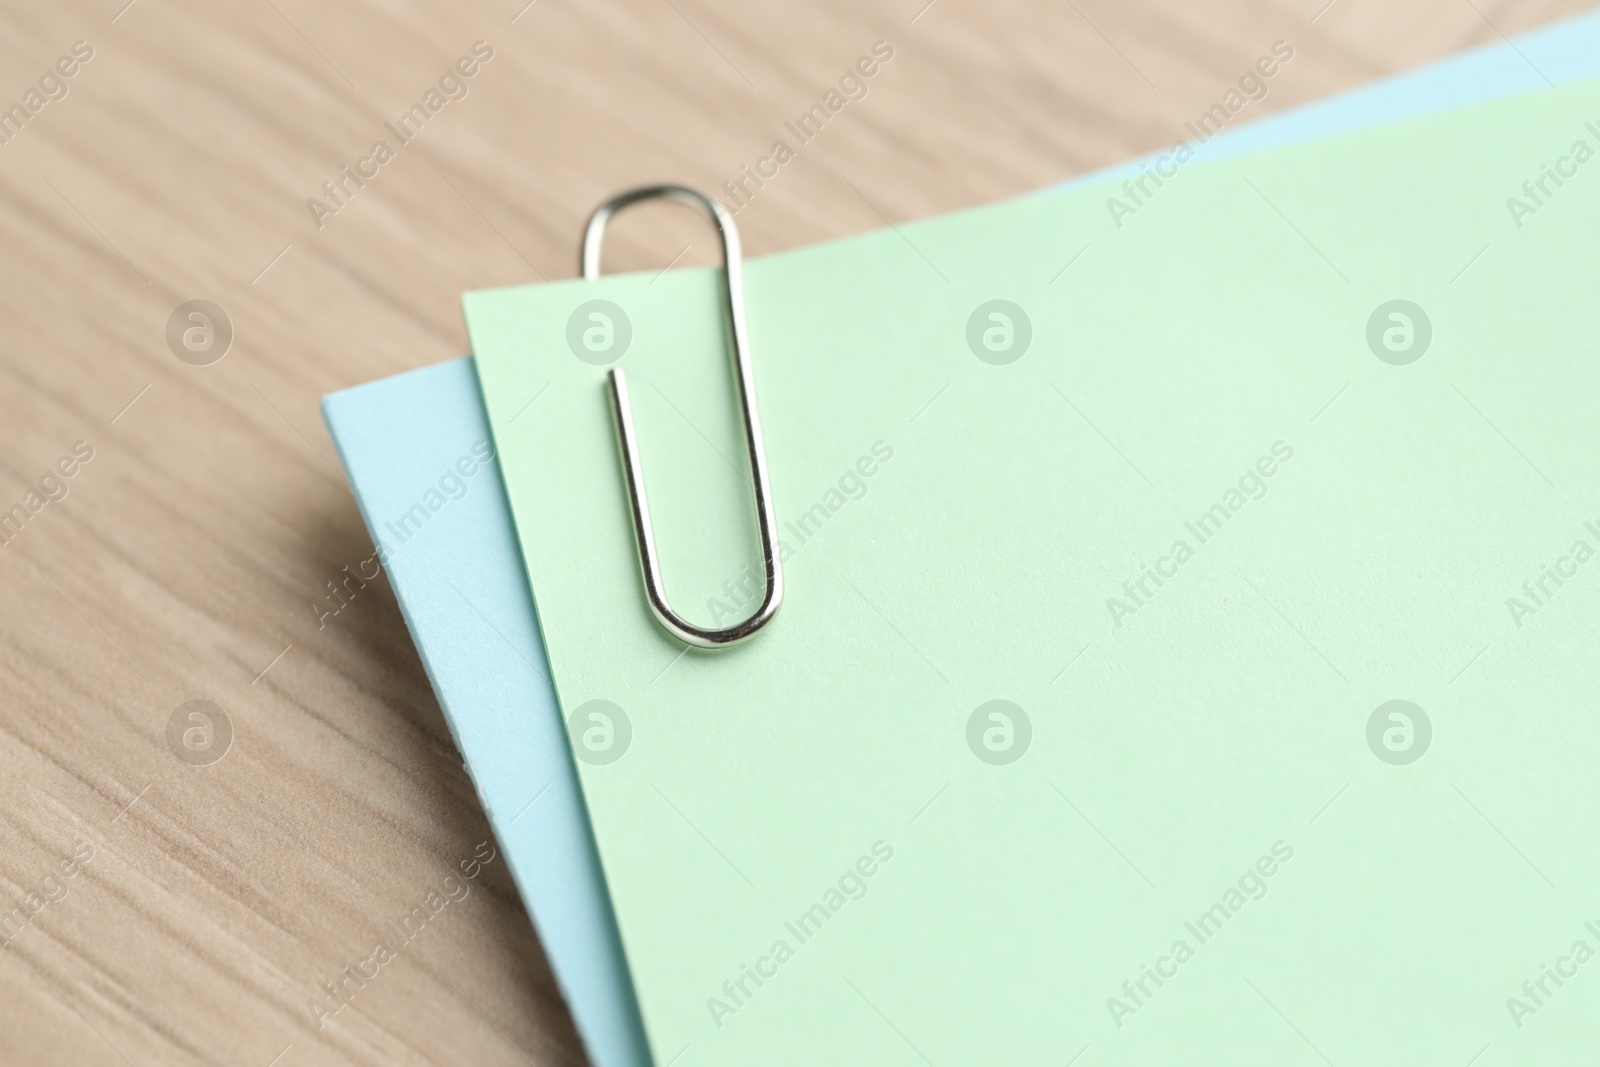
(580, 185), (782, 649)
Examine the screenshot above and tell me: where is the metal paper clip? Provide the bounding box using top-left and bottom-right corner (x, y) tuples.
(580, 185), (782, 648)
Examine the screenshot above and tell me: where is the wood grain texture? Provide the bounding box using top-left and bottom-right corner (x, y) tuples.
(0, 0), (1587, 1063)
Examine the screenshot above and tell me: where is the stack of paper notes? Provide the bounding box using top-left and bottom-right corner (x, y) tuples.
(325, 13), (1600, 1063)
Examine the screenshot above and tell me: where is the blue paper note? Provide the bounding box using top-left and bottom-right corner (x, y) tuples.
(1039, 12), (1596, 195)
(323, 14), (1600, 1066)
(324, 360), (653, 1067)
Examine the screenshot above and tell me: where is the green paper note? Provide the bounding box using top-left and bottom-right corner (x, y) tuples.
(467, 80), (1600, 1064)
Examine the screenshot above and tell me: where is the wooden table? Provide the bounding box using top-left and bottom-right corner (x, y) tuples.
(0, 0), (1586, 1062)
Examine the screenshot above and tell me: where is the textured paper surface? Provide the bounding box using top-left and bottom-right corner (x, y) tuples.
(468, 77), (1600, 1065)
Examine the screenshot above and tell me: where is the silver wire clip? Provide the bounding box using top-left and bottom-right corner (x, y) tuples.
(580, 185), (782, 649)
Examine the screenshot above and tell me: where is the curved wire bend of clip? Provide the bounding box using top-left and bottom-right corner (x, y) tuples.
(581, 185), (783, 649)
